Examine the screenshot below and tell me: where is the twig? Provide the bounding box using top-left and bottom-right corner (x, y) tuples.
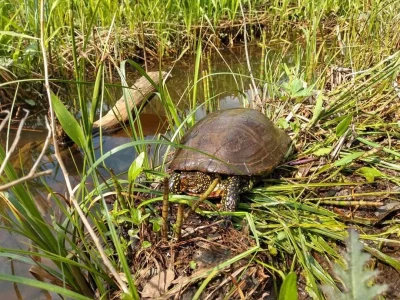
(0, 109), (30, 175)
(161, 177), (170, 242)
(0, 170), (52, 191)
(184, 177), (220, 220)
(38, 0), (128, 294)
(0, 110), (11, 132)
(175, 203), (185, 241)
(0, 117), (53, 192)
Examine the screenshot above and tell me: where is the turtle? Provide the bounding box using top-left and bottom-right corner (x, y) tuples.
(169, 108), (291, 212)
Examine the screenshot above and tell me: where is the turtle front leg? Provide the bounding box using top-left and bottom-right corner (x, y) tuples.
(169, 172), (181, 193)
(222, 176), (241, 211)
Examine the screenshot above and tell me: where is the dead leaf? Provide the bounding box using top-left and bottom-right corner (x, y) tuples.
(141, 269), (175, 298)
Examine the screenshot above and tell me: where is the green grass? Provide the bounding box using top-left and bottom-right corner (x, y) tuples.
(1, 0), (400, 77)
(1, 0), (400, 299)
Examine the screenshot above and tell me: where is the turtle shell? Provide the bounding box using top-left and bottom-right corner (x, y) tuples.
(169, 108), (291, 176)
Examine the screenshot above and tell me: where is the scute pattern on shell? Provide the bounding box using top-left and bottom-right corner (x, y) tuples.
(169, 108), (291, 176)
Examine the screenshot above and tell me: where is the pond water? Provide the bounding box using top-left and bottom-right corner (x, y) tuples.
(0, 45), (271, 297)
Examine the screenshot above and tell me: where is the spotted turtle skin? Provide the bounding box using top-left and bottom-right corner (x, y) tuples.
(169, 108), (291, 211)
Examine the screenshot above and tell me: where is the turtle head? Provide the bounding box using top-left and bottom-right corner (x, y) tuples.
(169, 171), (214, 195)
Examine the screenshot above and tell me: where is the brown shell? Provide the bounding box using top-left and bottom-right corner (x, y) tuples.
(169, 108), (291, 176)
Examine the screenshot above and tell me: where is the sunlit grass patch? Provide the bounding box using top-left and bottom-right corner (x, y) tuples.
(1, 0), (400, 298)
